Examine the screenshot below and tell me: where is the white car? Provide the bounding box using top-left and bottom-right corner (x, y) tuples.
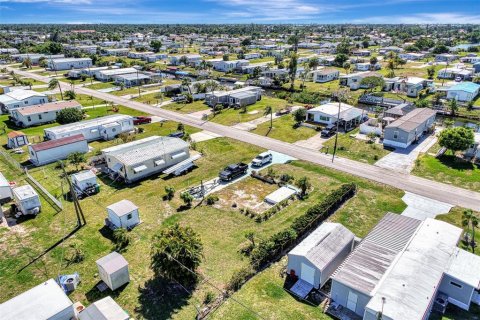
(252, 152), (272, 167)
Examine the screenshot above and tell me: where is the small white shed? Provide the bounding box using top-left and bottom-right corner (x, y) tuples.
(78, 296), (129, 320)
(0, 172), (13, 202)
(7, 131), (29, 149)
(96, 252), (130, 291)
(106, 199), (140, 230)
(12, 185), (41, 216)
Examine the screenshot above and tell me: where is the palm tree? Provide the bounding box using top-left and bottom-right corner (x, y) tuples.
(448, 99), (458, 117)
(264, 106), (273, 130)
(463, 210), (478, 252)
(308, 57), (319, 71)
(181, 77), (192, 95)
(300, 65), (311, 91)
(48, 78), (63, 100)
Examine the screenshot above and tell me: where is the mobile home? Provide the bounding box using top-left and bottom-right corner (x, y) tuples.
(28, 134), (88, 166)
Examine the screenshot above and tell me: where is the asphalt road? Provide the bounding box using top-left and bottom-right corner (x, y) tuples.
(9, 67), (480, 211)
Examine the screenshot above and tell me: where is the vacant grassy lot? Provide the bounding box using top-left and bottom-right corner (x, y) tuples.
(209, 97), (288, 126)
(85, 81), (117, 90)
(251, 115), (318, 143)
(162, 100), (210, 114)
(322, 129), (391, 164)
(412, 154), (480, 192)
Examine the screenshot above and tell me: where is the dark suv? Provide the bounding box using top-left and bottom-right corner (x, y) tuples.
(321, 124), (337, 137)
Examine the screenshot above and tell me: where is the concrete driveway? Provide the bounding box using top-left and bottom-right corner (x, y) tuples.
(374, 132), (438, 174)
(401, 192), (453, 220)
(188, 150), (296, 198)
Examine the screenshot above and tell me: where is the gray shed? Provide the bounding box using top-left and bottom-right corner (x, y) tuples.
(287, 222), (355, 289)
(78, 296), (129, 320)
(106, 199), (140, 230)
(96, 252), (130, 291)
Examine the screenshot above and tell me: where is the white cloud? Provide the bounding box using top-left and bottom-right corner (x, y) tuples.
(351, 13), (480, 24)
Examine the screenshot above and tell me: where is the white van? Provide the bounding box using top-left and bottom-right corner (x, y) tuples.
(252, 152), (272, 167)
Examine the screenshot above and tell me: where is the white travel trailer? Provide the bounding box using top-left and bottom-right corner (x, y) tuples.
(71, 170), (99, 198)
(106, 199), (140, 230)
(43, 114), (134, 141)
(12, 185), (41, 217)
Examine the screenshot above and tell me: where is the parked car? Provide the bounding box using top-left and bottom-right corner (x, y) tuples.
(219, 163), (248, 181)
(252, 152), (272, 167)
(133, 116), (152, 125)
(168, 131), (184, 138)
(321, 124), (337, 137)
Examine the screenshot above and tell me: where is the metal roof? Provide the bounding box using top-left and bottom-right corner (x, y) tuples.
(107, 199), (138, 217)
(78, 296), (129, 320)
(332, 213), (421, 295)
(30, 134), (85, 152)
(0, 279), (73, 320)
(105, 136), (189, 167)
(446, 248), (480, 290)
(45, 114), (133, 135)
(448, 82), (480, 94)
(289, 222), (354, 271)
(1, 89), (46, 101)
(386, 108), (436, 132)
(71, 170), (96, 182)
(17, 100), (81, 116)
(366, 219), (463, 320)
(96, 252), (128, 274)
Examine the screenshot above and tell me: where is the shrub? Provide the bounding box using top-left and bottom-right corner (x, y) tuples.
(57, 108), (83, 124)
(180, 192), (194, 207)
(203, 291), (215, 305)
(164, 186), (175, 200)
(226, 266), (255, 292)
(205, 194), (219, 205)
(113, 228), (131, 251)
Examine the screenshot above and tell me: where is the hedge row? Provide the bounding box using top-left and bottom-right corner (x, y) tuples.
(250, 183), (357, 268)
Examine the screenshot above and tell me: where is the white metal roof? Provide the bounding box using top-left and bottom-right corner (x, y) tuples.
(78, 296), (129, 320)
(0, 279), (73, 320)
(2, 89), (46, 101)
(12, 185), (38, 201)
(106, 136), (189, 167)
(71, 170), (96, 182)
(446, 248), (480, 290)
(107, 199), (138, 217)
(45, 114), (132, 135)
(289, 222), (354, 271)
(366, 218), (463, 320)
(98, 67), (137, 76)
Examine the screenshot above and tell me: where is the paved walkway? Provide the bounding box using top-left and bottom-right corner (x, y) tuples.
(374, 132), (438, 174)
(8, 66), (480, 211)
(401, 192), (453, 220)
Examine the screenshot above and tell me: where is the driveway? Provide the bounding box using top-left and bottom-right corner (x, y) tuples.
(401, 192), (453, 220)
(294, 133), (332, 150)
(188, 150), (296, 198)
(190, 130), (222, 143)
(374, 132), (438, 174)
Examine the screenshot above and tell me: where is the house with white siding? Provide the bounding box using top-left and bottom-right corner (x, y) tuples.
(48, 58), (92, 71)
(0, 89), (48, 114)
(28, 134), (89, 166)
(10, 100), (82, 127)
(311, 68), (340, 83)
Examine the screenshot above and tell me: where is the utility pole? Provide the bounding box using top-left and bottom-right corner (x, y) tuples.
(136, 69), (141, 97)
(60, 161), (86, 226)
(332, 89), (347, 163)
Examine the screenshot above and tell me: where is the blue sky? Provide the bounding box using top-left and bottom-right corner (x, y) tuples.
(0, 0), (479, 24)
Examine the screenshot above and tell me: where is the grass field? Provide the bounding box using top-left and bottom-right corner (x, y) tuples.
(209, 97), (288, 126)
(412, 154), (480, 192)
(162, 100), (210, 114)
(322, 129), (391, 164)
(251, 114), (318, 143)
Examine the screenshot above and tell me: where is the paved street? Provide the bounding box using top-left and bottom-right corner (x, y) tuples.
(8, 66), (480, 211)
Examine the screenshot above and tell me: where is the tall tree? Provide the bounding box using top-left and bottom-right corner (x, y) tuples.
(264, 106), (273, 130)
(48, 78), (63, 100)
(438, 127), (474, 155)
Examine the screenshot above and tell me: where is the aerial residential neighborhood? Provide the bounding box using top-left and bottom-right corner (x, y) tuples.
(0, 1), (479, 320)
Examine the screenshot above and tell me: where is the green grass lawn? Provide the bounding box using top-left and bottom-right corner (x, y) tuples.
(0, 128), (409, 320)
(322, 129), (391, 164)
(162, 100), (210, 114)
(412, 154), (480, 192)
(54, 94), (106, 107)
(249, 57), (275, 64)
(251, 114), (318, 143)
(85, 82), (117, 90)
(430, 304), (480, 320)
(209, 97), (288, 126)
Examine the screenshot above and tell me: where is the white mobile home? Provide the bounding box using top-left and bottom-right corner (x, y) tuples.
(446, 82), (480, 102)
(103, 136), (190, 183)
(311, 68), (340, 83)
(0, 172), (13, 202)
(205, 86), (262, 107)
(44, 114), (134, 141)
(10, 100), (82, 127)
(306, 102), (363, 129)
(12, 184), (41, 216)
(28, 134), (88, 166)
(339, 72), (382, 90)
(96, 252), (130, 291)
(106, 199), (140, 230)
(287, 223), (355, 292)
(0, 89), (47, 114)
(48, 58), (92, 71)
(0, 279), (74, 320)
(94, 68), (138, 81)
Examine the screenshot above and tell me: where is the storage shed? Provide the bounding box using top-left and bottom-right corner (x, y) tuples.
(28, 134), (88, 166)
(287, 223), (355, 291)
(0, 279), (74, 320)
(0, 172), (12, 202)
(106, 199), (140, 230)
(12, 184), (41, 216)
(78, 296), (129, 320)
(96, 252), (130, 291)
(71, 170), (99, 198)
(7, 130), (29, 149)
